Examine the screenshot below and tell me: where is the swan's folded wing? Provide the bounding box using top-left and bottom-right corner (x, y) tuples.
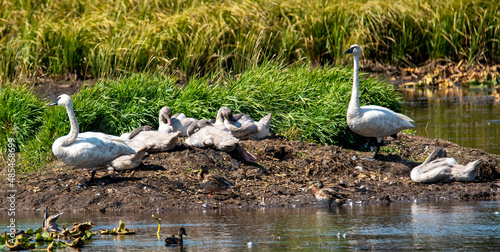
(79, 132), (131, 143)
(395, 113), (415, 123)
(225, 122), (258, 139)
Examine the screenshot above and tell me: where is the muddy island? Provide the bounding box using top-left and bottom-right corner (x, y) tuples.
(3, 134), (499, 213)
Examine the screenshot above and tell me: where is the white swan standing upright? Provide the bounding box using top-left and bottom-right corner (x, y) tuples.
(158, 106), (198, 137)
(343, 44), (415, 160)
(49, 94), (136, 186)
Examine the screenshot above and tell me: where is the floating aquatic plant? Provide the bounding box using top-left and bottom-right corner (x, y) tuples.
(152, 214), (161, 239)
(62, 221), (95, 239)
(0, 221), (96, 251)
(100, 220), (136, 235)
(4, 234), (35, 250)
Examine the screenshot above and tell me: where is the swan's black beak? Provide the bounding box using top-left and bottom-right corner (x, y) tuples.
(343, 47), (354, 54)
(48, 97), (60, 106)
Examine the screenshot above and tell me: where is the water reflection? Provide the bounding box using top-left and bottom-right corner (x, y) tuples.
(1, 201), (499, 251)
(400, 86), (500, 154)
(409, 201), (500, 250)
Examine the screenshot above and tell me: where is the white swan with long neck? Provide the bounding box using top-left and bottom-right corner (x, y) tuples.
(343, 44), (415, 160)
(49, 94), (136, 186)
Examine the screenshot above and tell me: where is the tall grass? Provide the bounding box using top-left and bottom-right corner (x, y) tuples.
(1, 63), (403, 171)
(0, 0), (499, 83)
(0, 86), (45, 155)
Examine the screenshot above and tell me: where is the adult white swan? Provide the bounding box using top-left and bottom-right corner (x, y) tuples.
(343, 44), (415, 160)
(49, 94), (136, 186)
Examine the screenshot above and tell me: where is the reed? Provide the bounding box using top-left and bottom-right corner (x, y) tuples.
(2, 63), (402, 171)
(0, 0), (498, 83)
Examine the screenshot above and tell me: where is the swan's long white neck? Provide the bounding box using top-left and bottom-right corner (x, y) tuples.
(348, 54), (361, 117)
(159, 112), (165, 125)
(216, 110), (224, 124)
(61, 101), (79, 146)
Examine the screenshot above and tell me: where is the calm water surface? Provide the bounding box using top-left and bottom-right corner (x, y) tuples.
(400, 86), (500, 155)
(2, 201), (499, 251)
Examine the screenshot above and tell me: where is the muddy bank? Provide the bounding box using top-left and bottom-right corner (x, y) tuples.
(2, 134), (499, 213)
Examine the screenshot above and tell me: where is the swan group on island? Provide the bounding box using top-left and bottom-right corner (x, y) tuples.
(48, 44), (482, 189)
(49, 94), (270, 185)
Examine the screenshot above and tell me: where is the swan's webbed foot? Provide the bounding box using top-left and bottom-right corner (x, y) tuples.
(75, 179), (94, 189)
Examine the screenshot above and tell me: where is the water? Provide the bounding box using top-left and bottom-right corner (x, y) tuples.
(2, 201), (500, 251)
(400, 86), (500, 155)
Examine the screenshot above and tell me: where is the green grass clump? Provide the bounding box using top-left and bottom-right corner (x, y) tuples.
(0, 0), (499, 83)
(0, 86), (45, 155)
(2, 63), (403, 171)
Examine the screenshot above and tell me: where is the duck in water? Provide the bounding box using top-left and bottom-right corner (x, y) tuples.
(165, 227), (188, 246)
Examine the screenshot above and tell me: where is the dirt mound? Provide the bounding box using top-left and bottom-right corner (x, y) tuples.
(4, 134), (500, 213)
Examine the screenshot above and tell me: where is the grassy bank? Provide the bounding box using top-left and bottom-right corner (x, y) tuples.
(0, 63), (403, 171)
(0, 0), (499, 82)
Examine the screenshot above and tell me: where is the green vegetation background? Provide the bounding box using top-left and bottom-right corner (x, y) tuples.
(3, 0), (498, 170)
(0, 0), (498, 81)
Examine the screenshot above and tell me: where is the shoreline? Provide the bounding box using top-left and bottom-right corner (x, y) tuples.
(2, 134), (499, 213)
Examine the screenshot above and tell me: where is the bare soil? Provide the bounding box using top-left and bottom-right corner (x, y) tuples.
(3, 134), (500, 213)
